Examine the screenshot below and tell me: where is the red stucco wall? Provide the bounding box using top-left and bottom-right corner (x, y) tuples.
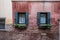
(12, 2), (60, 33)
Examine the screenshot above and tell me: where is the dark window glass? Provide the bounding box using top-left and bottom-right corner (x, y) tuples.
(15, 12), (28, 25)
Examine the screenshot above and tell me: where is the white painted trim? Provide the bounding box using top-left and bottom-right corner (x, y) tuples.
(0, 29), (6, 31)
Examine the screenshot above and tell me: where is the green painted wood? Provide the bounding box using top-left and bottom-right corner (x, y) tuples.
(15, 12), (18, 24)
(37, 12), (40, 26)
(47, 12), (50, 24)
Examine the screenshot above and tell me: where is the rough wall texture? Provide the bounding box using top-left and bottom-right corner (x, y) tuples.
(0, 2), (59, 40)
(12, 2), (59, 33)
(0, 31), (59, 40)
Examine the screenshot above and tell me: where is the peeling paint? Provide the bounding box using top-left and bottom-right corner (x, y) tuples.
(12, 2), (60, 33)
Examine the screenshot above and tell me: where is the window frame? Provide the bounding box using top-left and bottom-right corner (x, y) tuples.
(37, 12), (50, 26)
(0, 18), (6, 31)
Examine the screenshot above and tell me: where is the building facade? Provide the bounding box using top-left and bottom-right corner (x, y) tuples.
(0, 0), (60, 40)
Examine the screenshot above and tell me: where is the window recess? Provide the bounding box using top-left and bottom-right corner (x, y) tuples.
(14, 12), (28, 29)
(37, 12), (51, 29)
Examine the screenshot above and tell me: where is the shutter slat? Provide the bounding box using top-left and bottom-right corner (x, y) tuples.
(37, 12), (40, 26)
(47, 12), (50, 24)
(25, 12), (28, 26)
(15, 12), (18, 24)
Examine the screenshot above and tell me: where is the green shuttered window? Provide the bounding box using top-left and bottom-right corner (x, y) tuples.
(47, 12), (50, 24)
(14, 12), (28, 26)
(37, 12), (50, 28)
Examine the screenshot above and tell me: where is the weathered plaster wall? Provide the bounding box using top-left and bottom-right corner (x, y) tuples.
(11, 2), (60, 40)
(12, 2), (60, 33)
(0, 0), (12, 24)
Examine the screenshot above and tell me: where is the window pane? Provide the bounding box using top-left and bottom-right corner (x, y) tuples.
(0, 18), (5, 29)
(40, 14), (46, 23)
(19, 14), (25, 24)
(0, 24), (5, 29)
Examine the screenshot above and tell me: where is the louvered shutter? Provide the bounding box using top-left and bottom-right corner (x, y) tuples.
(14, 12), (18, 24)
(25, 12), (28, 26)
(37, 12), (40, 26)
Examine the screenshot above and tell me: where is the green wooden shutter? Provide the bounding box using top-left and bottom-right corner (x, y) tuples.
(25, 12), (28, 26)
(37, 12), (40, 26)
(47, 12), (50, 24)
(15, 12), (18, 24)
